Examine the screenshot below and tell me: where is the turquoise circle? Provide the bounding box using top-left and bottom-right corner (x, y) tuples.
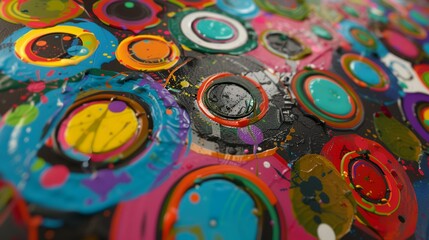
(410, 10), (429, 26)
(175, 179), (257, 240)
(195, 19), (234, 41)
(309, 78), (352, 116)
(349, 60), (381, 85)
(311, 25), (333, 40)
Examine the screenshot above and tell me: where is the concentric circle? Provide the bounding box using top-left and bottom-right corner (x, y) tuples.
(55, 92), (152, 166)
(341, 53), (389, 91)
(321, 134), (418, 239)
(197, 73), (269, 127)
(261, 30), (311, 60)
(389, 12), (427, 40)
(0, 70), (190, 213)
(0, 20), (117, 81)
(159, 165), (281, 240)
(116, 35), (180, 71)
(291, 69), (364, 129)
(15, 26), (98, 67)
(403, 93), (429, 142)
(339, 20), (387, 57)
(92, 0), (162, 33)
(341, 151), (400, 215)
(169, 10), (257, 54)
(0, 0), (83, 28)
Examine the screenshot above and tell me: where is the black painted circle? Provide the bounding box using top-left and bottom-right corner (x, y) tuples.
(205, 83), (256, 119)
(265, 32), (304, 56)
(32, 33), (82, 59)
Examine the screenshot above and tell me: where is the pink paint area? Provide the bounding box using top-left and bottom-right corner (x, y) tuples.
(110, 151), (312, 240)
(383, 30), (419, 58)
(26, 82), (46, 93)
(247, 12), (339, 73)
(40, 165), (70, 188)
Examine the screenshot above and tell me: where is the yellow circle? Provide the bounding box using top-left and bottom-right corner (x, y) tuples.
(15, 25), (98, 67)
(64, 102), (138, 154)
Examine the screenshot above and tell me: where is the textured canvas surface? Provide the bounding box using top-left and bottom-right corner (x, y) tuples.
(0, 0), (428, 239)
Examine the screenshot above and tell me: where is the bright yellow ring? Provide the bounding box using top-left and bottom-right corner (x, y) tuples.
(116, 35), (180, 71)
(15, 25), (99, 67)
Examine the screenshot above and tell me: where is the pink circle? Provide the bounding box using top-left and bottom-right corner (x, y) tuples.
(383, 30), (419, 57)
(27, 82), (46, 93)
(40, 165), (70, 188)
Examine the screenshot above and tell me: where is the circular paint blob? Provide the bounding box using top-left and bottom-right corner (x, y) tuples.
(349, 158), (388, 202)
(5, 104), (39, 126)
(374, 112), (422, 162)
(108, 101), (128, 113)
(383, 30), (419, 58)
(311, 25), (332, 40)
(130, 39), (171, 62)
(27, 82), (46, 93)
(343, 5), (358, 18)
(195, 19), (235, 41)
(410, 10), (429, 27)
(62, 102), (139, 154)
(317, 223), (336, 240)
(205, 83), (255, 119)
(40, 165), (70, 188)
(308, 78), (352, 116)
(116, 35), (180, 71)
(350, 60), (381, 85)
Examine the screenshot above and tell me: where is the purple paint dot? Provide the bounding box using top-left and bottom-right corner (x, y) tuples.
(238, 125), (264, 145)
(108, 101), (127, 112)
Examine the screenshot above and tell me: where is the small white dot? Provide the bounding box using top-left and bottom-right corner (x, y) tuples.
(317, 223), (336, 240)
(263, 161), (271, 168)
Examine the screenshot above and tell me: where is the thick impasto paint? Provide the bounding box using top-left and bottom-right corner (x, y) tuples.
(0, 0), (428, 239)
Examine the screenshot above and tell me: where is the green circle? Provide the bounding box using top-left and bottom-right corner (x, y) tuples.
(343, 5), (359, 18)
(399, 18), (419, 34)
(124, 1), (135, 8)
(311, 25), (332, 40)
(5, 104), (39, 126)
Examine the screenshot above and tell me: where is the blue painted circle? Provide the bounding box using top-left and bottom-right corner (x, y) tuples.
(350, 60), (381, 85)
(0, 72), (189, 213)
(175, 179), (257, 240)
(309, 78), (352, 116)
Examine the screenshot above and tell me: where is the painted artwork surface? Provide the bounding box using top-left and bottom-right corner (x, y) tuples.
(0, 0), (429, 239)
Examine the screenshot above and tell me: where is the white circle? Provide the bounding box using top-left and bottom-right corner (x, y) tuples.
(180, 11), (249, 51)
(263, 161), (271, 168)
(317, 223), (336, 240)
